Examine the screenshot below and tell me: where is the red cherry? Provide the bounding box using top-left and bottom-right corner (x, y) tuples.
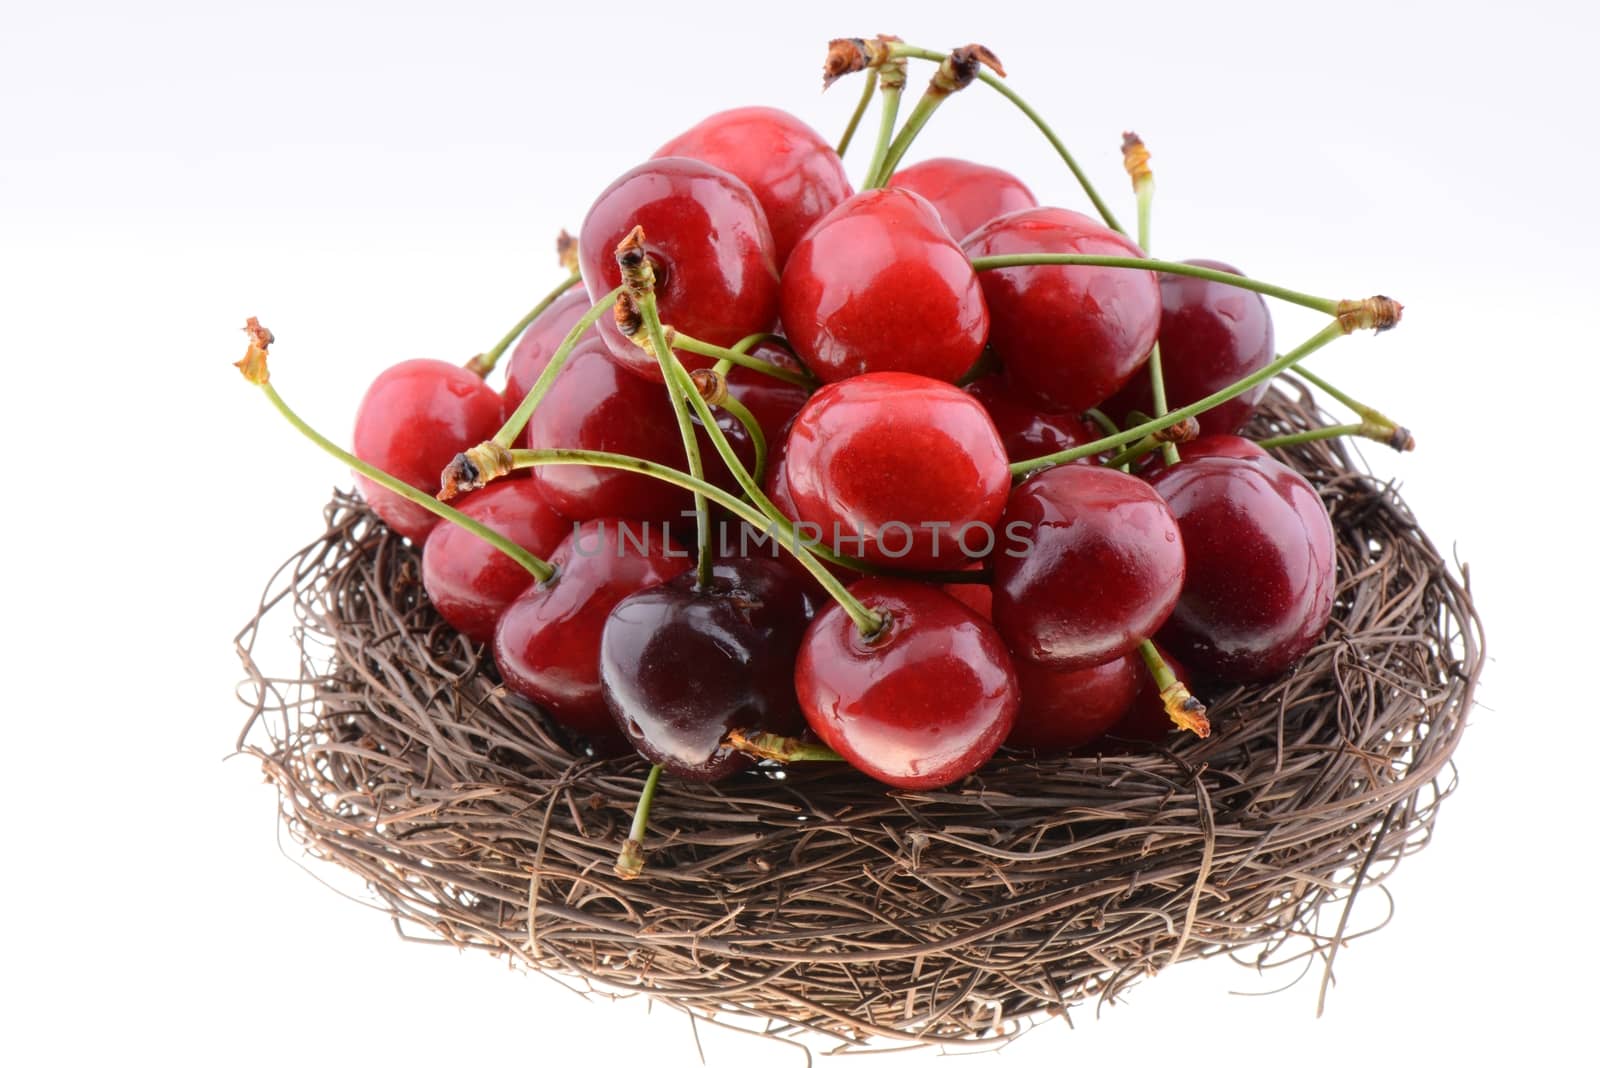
(785, 372), (1009, 570)
(754, 423), (849, 596)
(962, 207), (1160, 410)
(1006, 651), (1141, 752)
(654, 107), (853, 266)
(1101, 259), (1275, 435)
(963, 373), (1103, 464)
(886, 157), (1037, 241)
(493, 519), (692, 739)
(579, 157), (779, 381)
(993, 464), (1185, 671)
(1148, 451), (1335, 682)
(780, 188), (989, 384)
(352, 358), (504, 541)
(420, 480), (569, 643)
(796, 579), (1019, 790)
(502, 286), (599, 421)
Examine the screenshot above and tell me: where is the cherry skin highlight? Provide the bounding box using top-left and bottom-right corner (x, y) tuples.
(502, 286), (600, 421)
(796, 579), (1019, 790)
(993, 464), (1186, 671)
(1101, 259), (1276, 436)
(579, 157), (780, 381)
(601, 556), (811, 781)
(964, 373), (1103, 465)
(780, 187), (990, 384)
(654, 107), (852, 266)
(887, 157), (1037, 241)
(420, 479), (568, 644)
(352, 358), (504, 541)
(785, 372), (1010, 570)
(1148, 451), (1336, 682)
(1005, 651), (1141, 753)
(493, 519), (692, 740)
(963, 207), (1160, 411)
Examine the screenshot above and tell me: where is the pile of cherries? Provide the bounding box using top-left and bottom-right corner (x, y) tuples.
(267, 45), (1388, 814)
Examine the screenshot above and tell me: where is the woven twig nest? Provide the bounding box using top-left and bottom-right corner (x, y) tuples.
(235, 381), (1481, 1049)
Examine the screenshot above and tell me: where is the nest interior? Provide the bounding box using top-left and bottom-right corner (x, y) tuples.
(235, 382), (1482, 1049)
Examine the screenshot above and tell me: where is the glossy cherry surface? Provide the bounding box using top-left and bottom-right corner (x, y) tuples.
(601, 556), (811, 781)
(502, 286), (599, 420)
(525, 343), (755, 522)
(886, 157), (1037, 241)
(780, 188), (989, 384)
(420, 479), (568, 643)
(494, 519), (692, 739)
(654, 107), (852, 265)
(1148, 451), (1335, 682)
(579, 157), (780, 379)
(993, 464), (1185, 671)
(963, 207), (1160, 411)
(352, 358), (504, 541)
(785, 372), (1009, 569)
(1101, 259), (1275, 435)
(1006, 650), (1141, 752)
(796, 579), (1019, 790)
(964, 373), (1103, 464)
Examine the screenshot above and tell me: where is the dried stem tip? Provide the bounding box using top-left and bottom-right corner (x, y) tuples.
(690, 367), (728, 406)
(1161, 682), (1211, 738)
(438, 440), (514, 501)
(556, 229), (578, 274)
(1336, 295), (1404, 334)
(613, 839), (646, 880)
(1153, 416), (1200, 445)
(823, 35), (903, 88)
(235, 317), (274, 384)
(614, 225), (655, 295)
(725, 729), (844, 763)
(1122, 131), (1152, 188)
(929, 44), (1004, 96)
(612, 292), (675, 357)
(1361, 420), (1417, 452)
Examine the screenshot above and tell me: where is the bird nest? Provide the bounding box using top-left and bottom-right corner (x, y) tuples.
(234, 380), (1482, 1050)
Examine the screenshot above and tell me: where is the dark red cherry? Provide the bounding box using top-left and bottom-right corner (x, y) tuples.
(796, 579), (1019, 790)
(1148, 452), (1335, 682)
(1130, 433), (1268, 478)
(886, 157), (1037, 241)
(579, 157), (780, 380)
(1101, 259), (1275, 435)
(502, 286), (599, 421)
(601, 556), (811, 781)
(1006, 651), (1141, 752)
(962, 207), (1160, 411)
(780, 188), (989, 384)
(526, 343), (755, 522)
(993, 464), (1185, 671)
(493, 519), (692, 739)
(654, 107), (852, 266)
(421, 480), (568, 643)
(963, 373), (1104, 464)
(785, 372), (1009, 570)
(352, 358), (504, 541)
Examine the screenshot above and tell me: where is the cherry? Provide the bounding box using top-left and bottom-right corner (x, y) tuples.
(601, 556), (811, 781)
(886, 157), (1037, 241)
(784, 372), (1009, 570)
(993, 464), (1185, 671)
(1005, 651), (1141, 753)
(579, 157), (780, 381)
(1101, 259), (1275, 435)
(796, 579), (1019, 790)
(1130, 433), (1267, 478)
(1147, 450), (1336, 682)
(493, 519), (692, 739)
(963, 373), (1103, 465)
(525, 343), (755, 522)
(502, 286), (599, 421)
(352, 358), (504, 541)
(420, 479), (569, 643)
(756, 422), (851, 595)
(779, 188), (989, 384)
(653, 107), (853, 266)
(962, 207), (1160, 411)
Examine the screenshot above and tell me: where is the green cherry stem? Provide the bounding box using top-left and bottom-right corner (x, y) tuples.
(835, 67), (879, 157)
(233, 320), (554, 582)
(493, 286), (622, 449)
(1084, 408), (1120, 438)
(614, 764), (662, 880)
(1011, 321), (1348, 477)
(970, 254), (1344, 316)
(715, 390), (768, 486)
(1254, 421), (1416, 453)
(1291, 365), (1411, 433)
(673, 334), (815, 387)
(466, 272), (582, 378)
(861, 81), (904, 190)
(869, 46), (1003, 187)
(1137, 640), (1210, 737)
(1122, 132), (1178, 467)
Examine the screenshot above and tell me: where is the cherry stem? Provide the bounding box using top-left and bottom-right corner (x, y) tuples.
(1084, 408), (1120, 438)
(1291, 365), (1408, 433)
(674, 333), (815, 387)
(970, 253), (1344, 316)
(638, 289), (713, 588)
(1103, 416), (1200, 469)
(1255, 421), (1416, 453)
(493, 286), (622, 449)
(1010, 321), (1347, 477)
(866, 90), (942, 188)
(614, 763), (662, 880)
(1137, 640), (1210, 738)
(836, 68), (879, 156)
(715, 390), (768, 485)
(861, 57), (905, 190)
(891, 43), (1125, 235)
(466, 272), (582, 378)
(238, 346), (554, 583)
(1124, 132), (1178, 467)
(725, 729), (845, 763)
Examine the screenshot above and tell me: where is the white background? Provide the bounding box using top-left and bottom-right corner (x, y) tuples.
(3, 1), (1594, 1064)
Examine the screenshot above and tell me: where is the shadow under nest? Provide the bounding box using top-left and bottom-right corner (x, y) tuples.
(235, 380), (1482, 1050)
